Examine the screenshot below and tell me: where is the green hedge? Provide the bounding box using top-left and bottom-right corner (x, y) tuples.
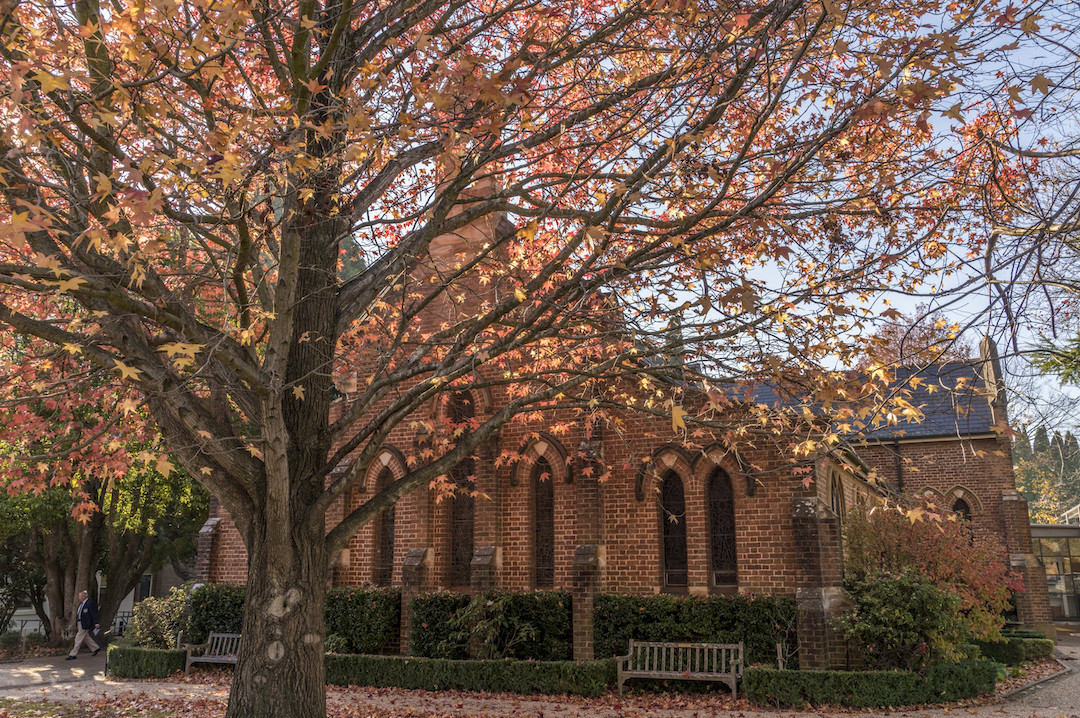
(188, 584), (402, 653)
(326, 653), (615, 696)
(187, 584), (245, 643)
(409, 592), (473, 659)
(974, 637), (1055, 665)
(412, 590), (572, 661)
(325, 587), (400, 655)
(1002, 629), (1048, 639)
(106, 644), (186, 678)
(744, 660), (999, 708)
(594, 593), (797, 668)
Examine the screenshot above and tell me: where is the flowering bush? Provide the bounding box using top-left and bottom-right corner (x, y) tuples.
(842, 505), (1022, 642)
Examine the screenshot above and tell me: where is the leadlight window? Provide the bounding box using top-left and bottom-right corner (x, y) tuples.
(661, 471), (688, 589)
(707, 468), (737, 588)
(533, 456), (555, 588)
(374, 467), (396, 587)
(448, 393), (475, 588)
(830, 471), (846, 519)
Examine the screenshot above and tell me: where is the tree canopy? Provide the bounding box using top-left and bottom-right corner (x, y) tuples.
(0, 1), (1038, 716)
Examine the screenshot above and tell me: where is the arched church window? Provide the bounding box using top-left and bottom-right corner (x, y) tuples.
(707, 468), (737, 588)
(533, 456), (555, 588)
(373, 466), (396, 586)
(830, 471), (846, 519)
(952, 497), (972, 522)
(448, 393), (475, 588)
(661, 471), (688, 590)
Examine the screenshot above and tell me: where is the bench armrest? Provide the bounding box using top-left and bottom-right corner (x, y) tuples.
(184, 642), (209, 658)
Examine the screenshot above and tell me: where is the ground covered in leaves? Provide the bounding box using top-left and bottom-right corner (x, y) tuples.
(0, 657), (1068, 718)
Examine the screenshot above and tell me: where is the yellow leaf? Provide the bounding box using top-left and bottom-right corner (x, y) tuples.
(516, 221), (537, 242)
(161, 342), (204, 358)
(292, 385), (306, 400)
(942, 102), (964, 121)
(112, 359), (143, 381)
(1031, 73), (1051, 95)
(672, 405), (687, 433)
(55, 276), (87, 293)
(119, 398), (139, 415)
(514, 287), (527, 302)
(34, 71), (70, 93)
(155, 456), (175, 477)
(200, 467), (213, 476)
(61, 343), (82, 355)
(197, 430), (212, 440)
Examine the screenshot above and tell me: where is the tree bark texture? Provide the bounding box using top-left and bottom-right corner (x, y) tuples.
(227, 523), (328, 718)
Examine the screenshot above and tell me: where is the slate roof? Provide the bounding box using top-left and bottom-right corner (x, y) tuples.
(859, 362), (997, 441)
(718, 362), (997, 442)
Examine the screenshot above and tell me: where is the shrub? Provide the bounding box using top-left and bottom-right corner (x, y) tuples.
(325, 587), (400, 655)
(129, 586), (187, 648)
(106, 644), (185, 678)
(439, 590), (572, 661)
(593, 593), (797, 668)
(409, 592), (471, 659)
(0, 629), (20, 650)
(188, 584), (401, 652)
(187, 584), (245, 644)
(324, 634), (349, 654)
(832, 570), (965, 672)
(973, 636), (1055, 665)
(744, 660), (998, 708)
(325, 653), (615, 696)
(843, 506), (1021, 641)
(1002, 629), (1048, 639)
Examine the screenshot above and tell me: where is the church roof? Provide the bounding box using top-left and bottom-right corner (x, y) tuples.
(730, 362), (997, 442)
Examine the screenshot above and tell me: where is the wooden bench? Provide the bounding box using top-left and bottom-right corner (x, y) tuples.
(185, 632), (241, 675)
(616, 639), (743, 697)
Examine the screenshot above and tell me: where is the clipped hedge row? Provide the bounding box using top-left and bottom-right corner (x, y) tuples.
(187, 584), (400, 654)
(187, 584), (245, 644)
(594, 593), (797, 667)
(326, 653), (615, 696)
(325, 587), (401, 655)
(409, 591), (571, 661)
(409, 592), (471, 659)
(974, 637), (1055, 665)
(743, 660), (999, 708)
(106, 644), (186, 678)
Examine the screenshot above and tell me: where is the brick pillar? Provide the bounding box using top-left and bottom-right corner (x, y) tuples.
(400, 547), (430, 656)
(572, 544), (603, 661)
(791, 497), (849, 669)
(471, 546), (500, 593)
(194, 517), (221, 584)
(1001, 492), (1055, 639)
(572, 443), (605, 662)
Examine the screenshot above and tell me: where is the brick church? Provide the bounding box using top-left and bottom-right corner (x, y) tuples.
(195, 190), (1053, 667)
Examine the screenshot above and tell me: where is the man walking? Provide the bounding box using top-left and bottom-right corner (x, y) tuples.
(66, 590), (100, 659)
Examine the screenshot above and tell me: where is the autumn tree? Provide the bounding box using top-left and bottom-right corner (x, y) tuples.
(0, 1), (1029, 716)
(1013, 425), (1080, 521)
(857, 305), (974, 370)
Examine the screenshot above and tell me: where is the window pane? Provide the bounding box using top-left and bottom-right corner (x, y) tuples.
(661, 471), (688, 588)
(708, 468), (737, 586)
(534, 457), (555, 588)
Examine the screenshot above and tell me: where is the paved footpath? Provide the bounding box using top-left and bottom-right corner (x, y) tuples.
(1, 632), (1078, 718)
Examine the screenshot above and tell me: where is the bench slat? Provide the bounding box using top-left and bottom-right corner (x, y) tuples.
(617, 639), (743, 697)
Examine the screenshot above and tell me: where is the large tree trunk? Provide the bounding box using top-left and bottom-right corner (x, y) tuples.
(227, 521), (328, 718)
